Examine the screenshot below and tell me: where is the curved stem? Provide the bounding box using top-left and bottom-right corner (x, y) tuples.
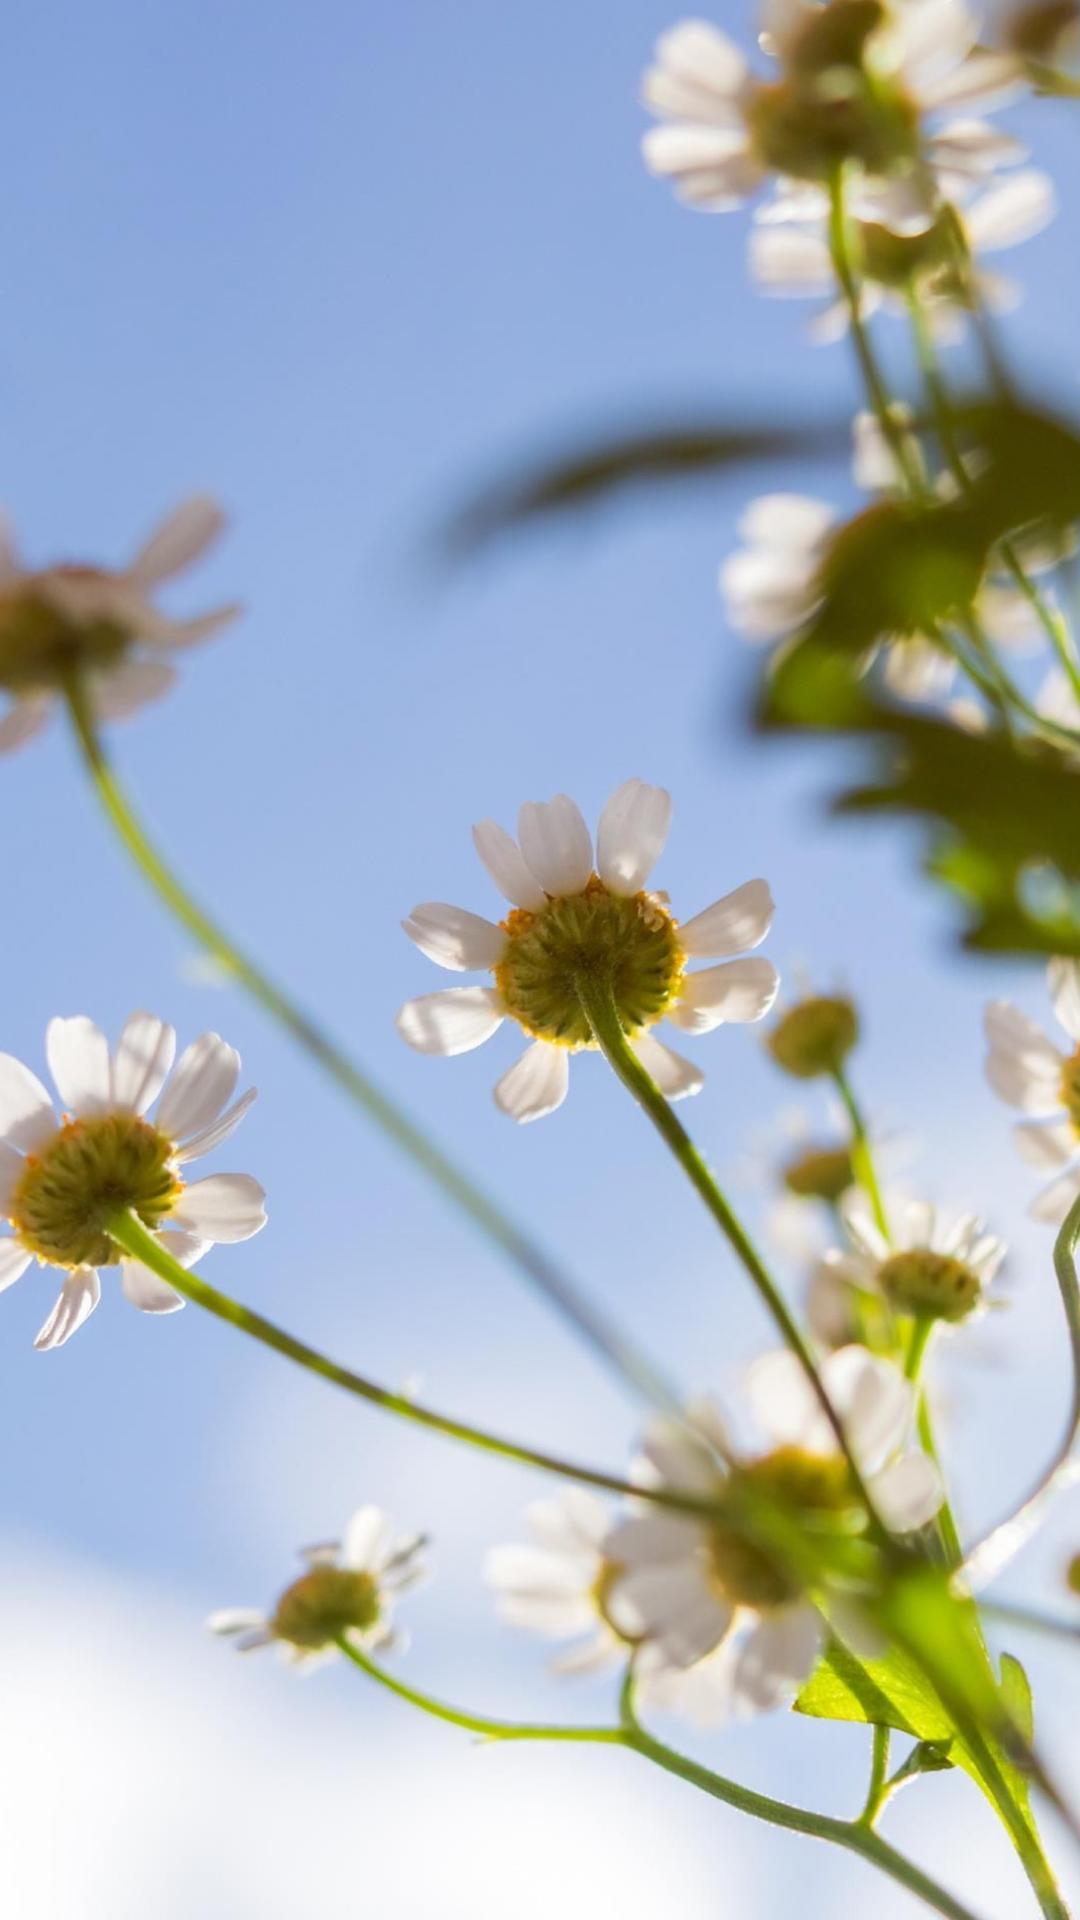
(342, 1645), (986, 1920)
(61, 676), (681, 1420)
(573, 972), (882, 1527)
(105, 1211), (712, 1518)
(964, 1191), (1080, 1590)
(831, 1066), (889, 1240)
(859, 1723), (892, 1827)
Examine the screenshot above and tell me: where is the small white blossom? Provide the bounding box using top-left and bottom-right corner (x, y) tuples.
(209, 1507), (427, 1670)
(822, 1188), (1006, 1323)
(0, 498), (239, 754)
(397, 781), (779, 1121)
(985, 960), (1080, 1221)
(486, 1488), (629, 1676)
(0, 1012), (265, 1348)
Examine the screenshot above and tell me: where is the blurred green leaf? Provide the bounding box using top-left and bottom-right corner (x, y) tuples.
(796, 1635), (957, 1743)
(441, 415), (844, 555)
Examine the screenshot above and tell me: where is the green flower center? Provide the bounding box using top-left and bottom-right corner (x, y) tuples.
(783, 1145), (856, 1202)
(878, 1248), (982, 1323)
(10, 1113), (182, 1269)
(494, 877), (685, 1048)
(0, 573), (131, 696)
(767, 996), (859, 1079)
(272, 1567), (381, 1650)
(709, 1448), (856, 1611)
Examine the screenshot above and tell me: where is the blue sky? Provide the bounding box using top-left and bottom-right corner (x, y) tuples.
(3, 4), (1080, 1915)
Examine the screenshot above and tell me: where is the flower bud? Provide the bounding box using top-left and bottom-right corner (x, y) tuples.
(782, 1144), (856, 1202)
(767, 995), (859, 1079)
(1066, 1551), (1080, 1597)
(271, 1566), (381, 1651)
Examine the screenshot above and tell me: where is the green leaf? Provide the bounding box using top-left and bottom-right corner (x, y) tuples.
(1000, 1652), (1035, 1747)
(796, 1636), (958, 1746)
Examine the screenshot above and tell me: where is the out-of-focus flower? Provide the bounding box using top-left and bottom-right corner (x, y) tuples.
(641, 4), (1023, 221)
(750, 169), (1055, 339)
(823, 1189), (1006, 1324)
(209, 1508), (427, 1670)
(1038, 666), (1080, 733)
(397, 781), (779, 1121)
(486, 1488), (632, 1676)
(985, 959), (1080, 1220)
(602, 1346), (942, 1722)
(766, 991), (860, 1079)
(0, 498), (239, 754)
(0, 1013), (265, 1348)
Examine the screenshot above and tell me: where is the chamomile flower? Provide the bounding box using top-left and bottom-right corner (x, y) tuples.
(823, 1189), (1006, 1325)
(985, 959), (1080, 1221)
(0, 1013), (265, 1349)
(0, 498), (238, 754)
(642, 4), (1022, 222)
(750, 168), (1055, 339)
(486, 1488), (631, 1676)
(209, 1507), (427, 1671)
(602, 1347), (942, 1721)
(396, 780), (779, 1122)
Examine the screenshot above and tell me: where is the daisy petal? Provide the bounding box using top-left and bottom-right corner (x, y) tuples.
(964, 171), (1055, 251)
(119, 1259), (184, 1314)
(343, 1506), (390, 1573)
(92, 659), (177, 723)
(143, 605), (241, 651)
(984, 1000), (1064, 1113)
(1049, 958), (1080, 1044)
(401, 903), (505, 972)
(824, 1346), (915, 1473)
(872, 1451), (944, 1532)
(0, 1237), (33, 1291)
(46, 1016), (112, 1117)
(128, 496), (226, 587)
(728, 1605), (823, 1714)
(1013, 1118), (1077, 1169)
(34, 1268), (101, 1351)
(679, 879), (775, 957)
(632, 1031), (703, 1100)
(172, 1173), (267, 1243)
(596, 779), (672, 896)
(667, 957), (780, 1032)
(1030, 1169), (1080, 1224)
(207, 1608), (267, 1636)
(157, 1033), (241, 1140)
(112, 1011), (177, 1115)
(0, 1053), (56, 1153)
(175, 1087), (257, 1161)
(494, 1042), (569, 1122)
(396, 987), (504, 1056)
(0, 697), (52, 755)
(471, 821), (546, 910)
(517, 795), (593, 896)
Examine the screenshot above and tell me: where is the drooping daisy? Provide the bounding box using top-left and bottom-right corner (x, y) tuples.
(0, 1012), (266, 1349)
(641, 4), (1022, 221)
(602, 1347), (942, 1721)
(0, 497), (239, 754)
(486, 1488), (633, 1677)
(985, 959), (1080, 1221)
(750, 168), (1056, 339)
(823, 1188), (1006, 1325)
(209, 1507), (427, 1670)
(396, 780), (779, 1122)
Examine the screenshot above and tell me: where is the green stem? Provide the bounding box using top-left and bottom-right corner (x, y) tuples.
(831, 1066), (889, 1240)
(859, 1723), (892, 1827)
(341, 1646), (986, 1920)
(573, 972), (881, 1524)
(965, 1192), (1080, 1590)
(105, 1211), (712, 1519)
(61, 677), (680, 1419)
(982, 1601), (1080, 1647)
(905, 1316), (934, 1384)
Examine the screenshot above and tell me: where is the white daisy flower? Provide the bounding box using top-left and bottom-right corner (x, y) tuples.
(209, 1506), (427, 1671)
(486, 1488), (631, 1676)
(0, 497), (239, 754)
(0, 1012), (266, 1349)
(642, 4), (1023, 221)
(750, 168), (1056, 339)
(822, 1188), (1007, 1324)
(721, 411), (1046, 696)
(602, 1346), (942, 1722)
(985, 959), (1080, 1221)
(396, 780), (779, 1122)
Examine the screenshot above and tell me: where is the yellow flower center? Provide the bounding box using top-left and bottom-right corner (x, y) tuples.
(709, 1448), (856, 1611)
(750, 2), (919, 183)
(767, 996), (859, 1079)
(271, 1567), (381, 1650)
(1061, 1049), (1080, 1133)
(9, 1113), (182, 1269)
(0, 571), (131, 696)
(878, 1248), (982, 1323)
(493, 876), (685, 1048)
(783, 1144), (856, 1202)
